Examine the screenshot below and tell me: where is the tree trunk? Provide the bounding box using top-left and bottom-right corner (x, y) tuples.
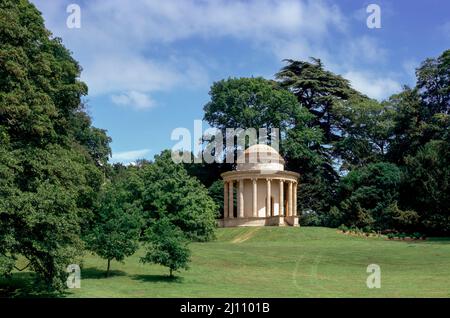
(106, 259), (111, 277)
(169, 268), (173, 278)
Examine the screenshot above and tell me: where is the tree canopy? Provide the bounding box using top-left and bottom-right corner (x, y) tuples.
(141, 218), (191, 278)
(202, 51), (450, 234)
(85, 181), (143, 277)
(0, 0), (111, 290)
(1, 0), (449, 294)
(141, 150), (218, 242)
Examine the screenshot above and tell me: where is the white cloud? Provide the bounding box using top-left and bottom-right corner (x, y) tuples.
(344, 71), (402, 100)
(31, 0), (347, 106)
(111, 91), (155, 110)
(31, 0), (399, 106)
(81, 54), (209, 97)
(81, 0), (345, 43)
(110, 149), (151, 163)
(347, 36), (388, 63)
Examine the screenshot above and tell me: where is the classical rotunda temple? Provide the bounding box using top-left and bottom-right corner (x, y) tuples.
(219, 144), (300, 227)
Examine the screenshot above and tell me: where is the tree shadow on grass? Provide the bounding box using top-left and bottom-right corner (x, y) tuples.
(81, 267), (127, 279)
(131, 274), (184, 284)
(0, 272), (64, 298)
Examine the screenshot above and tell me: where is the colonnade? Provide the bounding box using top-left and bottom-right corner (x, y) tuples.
(223, 178), (297, 218)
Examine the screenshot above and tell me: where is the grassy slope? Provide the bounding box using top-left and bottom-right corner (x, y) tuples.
(3, 227), (450, 297)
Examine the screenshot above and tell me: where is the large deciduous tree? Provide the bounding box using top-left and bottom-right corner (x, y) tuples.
(204, 77), (306, 134)
(0, 0), (111, 290)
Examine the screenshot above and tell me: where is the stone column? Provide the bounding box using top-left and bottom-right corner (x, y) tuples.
(223, 181), (228, 218)
(252, 178), (257, 217)
(228, 180), (234, 218)
(266, 178), (271, 217)
(279, 180), (284, 216)
(238, 179), (244, 218)
(293, 182), (298, 217)
(288, 181), (293, 216)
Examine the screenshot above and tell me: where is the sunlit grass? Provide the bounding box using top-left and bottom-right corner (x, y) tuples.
(2, 227), (450, 297)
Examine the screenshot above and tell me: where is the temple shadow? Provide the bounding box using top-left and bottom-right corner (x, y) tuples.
(131, 274), (183, 283)
(81, 267), (127, 279)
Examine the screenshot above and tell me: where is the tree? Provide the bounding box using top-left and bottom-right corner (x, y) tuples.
(402, 140), (450, 233)
(0, 0), (110, 290)
(382, 50), (450, 234)
(333, 96), (394, 171)
(141, 150), (218, 242)
(203, 77), (325, 214)
(387, 50), (450, 165)
(86, 183), (143, 277)
(141, 218), (190, 278)
(204, 77), (306, 133)
(416, 49), (450, 117)
(70, 110), (112, 168)
(203, 77), (319, 156)
(275, 59), (370, 217)
(334, 162), (417, 231)
(276, 58), (362, 144)
(208, 179), (224, 217)
(384, 87), (424, 164)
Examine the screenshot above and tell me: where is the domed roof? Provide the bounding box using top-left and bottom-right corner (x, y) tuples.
(236, 144), (284, 171)
(245, 144), (279, 154)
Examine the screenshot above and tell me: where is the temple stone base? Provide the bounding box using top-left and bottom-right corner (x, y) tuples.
(284, 216), (299, 226)
(218, 216), (300, 227)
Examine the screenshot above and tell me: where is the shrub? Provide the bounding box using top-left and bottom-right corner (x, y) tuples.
(338, 224), (349, 232)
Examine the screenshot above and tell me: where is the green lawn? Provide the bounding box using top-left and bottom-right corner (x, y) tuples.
(2, 227), (450, 297)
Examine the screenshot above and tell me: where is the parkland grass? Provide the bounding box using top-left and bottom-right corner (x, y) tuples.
(2, 227), (450, 297)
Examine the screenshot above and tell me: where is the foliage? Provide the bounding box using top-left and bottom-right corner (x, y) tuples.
(0, 0), (110, 290)
(208, 179), (224, 218)
(335, 162), (408, 231)
(416, 49), (450, 117)
(276, 58), (361, 144)
(140, 150), (218, 242)
(201, 52), (450, 234)
(203, 77), (303, 135)
(275, 58), (372, 216)
(277, 52), (449, 234)
(85, 182), (143, 277)
(402, 140), (450, 233)
(203, 76), (327, 213)
(299, 209), (322, 226)
(384, 50), (450, 234)
(1, 0), (450, 294)
(141, 218), (191, 277)
(183, 154), (230, 188)
(386, 231), (426, 240)
(333, 96), (394, 170)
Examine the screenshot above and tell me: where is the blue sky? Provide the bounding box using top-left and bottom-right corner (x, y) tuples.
(31, 0), (450, 164)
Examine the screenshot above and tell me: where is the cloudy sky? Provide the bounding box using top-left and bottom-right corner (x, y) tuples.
(31, 0), (450, 164)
